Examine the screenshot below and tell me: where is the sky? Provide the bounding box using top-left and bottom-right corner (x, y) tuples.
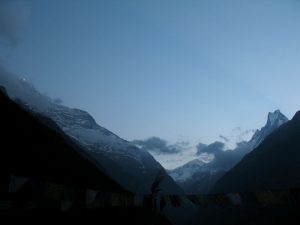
(1, 0), (300, 150)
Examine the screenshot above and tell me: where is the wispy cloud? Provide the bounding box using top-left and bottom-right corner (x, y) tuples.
(219, 127), (255, 149)
(195, 140), (249, 171)
(219, 135), (229, 142)
(196, 141), (225, 155)
(133, 137), (199, 169)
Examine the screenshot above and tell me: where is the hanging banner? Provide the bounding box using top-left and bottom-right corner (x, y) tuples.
(227, 193), (242, 206)
(44, 183), (64, 201)
(210, 194), (231, 207)
(86, 190), (98, 209)
(272, 190), (292, 205)
(9, 175), (29, 193)
(61, 187), (75, 211)
(255, 191), (277, 206)
(163, 195), (171, 204)
(125, 194), (135, 207)
(97, 191), (110, 207)
(290, 188), (300, 203)
(110, 193), (123, 207)
(134, 194), (144, 207)
(61, 199), (73, 211)
(23, 201), (38, 211)
(196, 195), (209, 207)
(0, 201), (11, 210)
(187, 195), (200, 206)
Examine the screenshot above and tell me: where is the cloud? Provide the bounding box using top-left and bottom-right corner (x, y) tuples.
(196, 140), (250, 170)
(0, 0), (30, 47)
(219, 135), (229, 142)
(196, 142), (207, 152)
(133, 137), (184, 154)
(196, 141), (225, 155)
(219, 127), (256, 149)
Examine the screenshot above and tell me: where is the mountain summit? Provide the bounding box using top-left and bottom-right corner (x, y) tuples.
(247, 110), (288, 150)
(268, 110), (288, 126)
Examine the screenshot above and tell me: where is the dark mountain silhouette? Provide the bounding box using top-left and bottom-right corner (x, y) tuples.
(0, 86), (126, 192)
(0, 71), (182, 195)
(212, 110), (300, 193)
(0, 87), (173, 224)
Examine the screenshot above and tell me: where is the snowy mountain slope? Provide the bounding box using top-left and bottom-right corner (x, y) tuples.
(168, 159), (208, 181)
(0, 71), (182, 194)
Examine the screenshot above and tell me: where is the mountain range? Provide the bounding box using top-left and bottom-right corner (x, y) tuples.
(169, 110), (289, 194)
(212, 109), (300, 193)
(2, 69), (300, 224)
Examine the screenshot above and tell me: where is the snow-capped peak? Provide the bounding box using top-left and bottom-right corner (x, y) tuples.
(267, 110), (288, 127)
(247, 110), (288, 150)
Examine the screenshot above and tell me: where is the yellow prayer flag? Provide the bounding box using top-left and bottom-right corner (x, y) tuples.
(45, 183), (64, 201)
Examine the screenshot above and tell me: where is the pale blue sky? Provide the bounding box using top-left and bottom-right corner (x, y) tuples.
(1, 0), (300, 145)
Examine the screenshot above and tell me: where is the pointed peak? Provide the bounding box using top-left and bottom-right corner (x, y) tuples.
(268, 109), (282, 117)
(267, 110), (288, 126)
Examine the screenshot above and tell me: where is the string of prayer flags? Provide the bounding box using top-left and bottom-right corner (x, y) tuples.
(86, 190), (99, 209)
(5, 174), (300, 211)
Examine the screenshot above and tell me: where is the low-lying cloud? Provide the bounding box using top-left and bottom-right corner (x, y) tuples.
(196, 141), (225, 155)
(133, 137), (199, 170)
(133, 137), (184, 154)
(196, 140), (249, 171)
(219, 135), (229, 143)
